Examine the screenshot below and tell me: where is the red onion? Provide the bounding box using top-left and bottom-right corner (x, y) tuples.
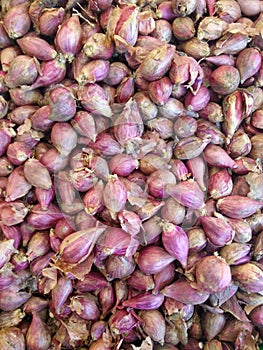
(29, 56), (66, 90)
(138, 44), (175, 81)
(5, 55), (38, 88)
(137, 246), (175, 274)
(210, 65), (240, 95)
(55, 15), (82, 62)
(84, 33), (114, 60)
(17, 35), (57, 61)
(48, 85), (76, 122)
(162, 223), (189, 268)
(50, 122), (77, 157)
(4, 3), (31, 39)
(195, 255), (232, 293)
(0, 1), (262, 349)
(172, 17), (195, 41)
(58, 227), (105, 264)
(162, 279), (209, 305)
(26, 313), (51, 350)
(236, 47), (262, 84)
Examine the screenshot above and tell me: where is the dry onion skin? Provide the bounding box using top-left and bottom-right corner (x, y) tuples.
(0, 0), (263, 349)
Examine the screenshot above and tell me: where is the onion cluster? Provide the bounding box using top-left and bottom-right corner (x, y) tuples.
(0, 0), (263, 349)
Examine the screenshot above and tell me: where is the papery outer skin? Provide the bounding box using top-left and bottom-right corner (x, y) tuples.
(83, 33), (114, 60)
(35, 186), (55, 211)
(213, 33), (250, 56)
(27, 231), (50, 261)
(170, 159), (190, 181)
(186, 156), (207, 191)
(184, 86), (210, 111)
(114, 98), (143, 146)
(174, 115), (198, 138)
(229, 132), (252, 158)
(187, 227), (207, 253)
(161, 197), (186, 225)
(109, 154), (139, 177)
(48, 86), (76, 122)
(50, 122), (77, 157)
(107, 5), (139, 50)
(96, 227), (134, 257)
(222, 90), (244, 142)
(118, 210), (141, 237)
(198, 17), (229, 41)
(169, 54), (204, 94)
(104, 255), (136, 280)
(0, 239), (17, 269)
(172, 0), (197, 16)
(83, 180), (104, 215)
(71, 111), (97, 140)
(10, 87), (42, 106)
(7, 141), (32, 166)
(148, 76), (172, 105)
(199, 102), (224, 122)
(79, 60), (110, 84)
(172, 17), (195, 41)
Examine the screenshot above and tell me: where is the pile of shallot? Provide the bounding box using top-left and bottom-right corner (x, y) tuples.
(0, 0), (263, 349)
